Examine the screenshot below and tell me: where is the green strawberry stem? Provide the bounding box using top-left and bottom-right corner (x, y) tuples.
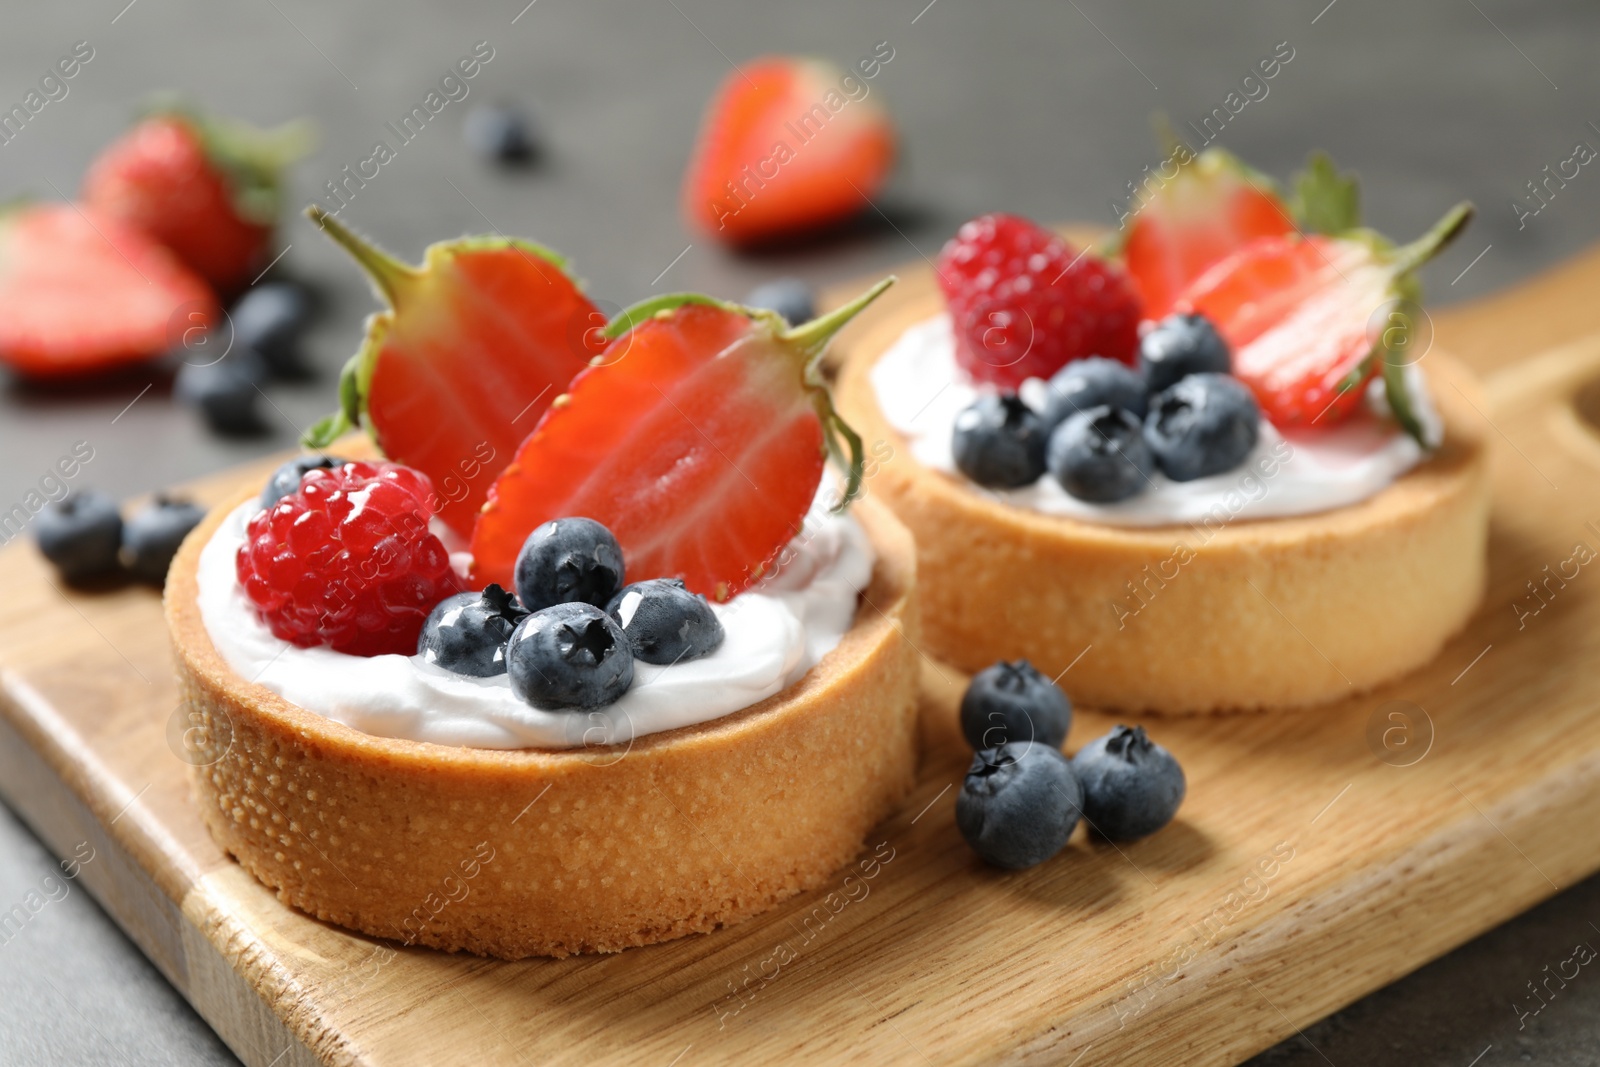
(783, 276), (894, 363)
(1389, 201), (1473, 277)
(1376, 201), (1474, 447)
(303, 206), (417, 449)
(305, 206), (420, 306)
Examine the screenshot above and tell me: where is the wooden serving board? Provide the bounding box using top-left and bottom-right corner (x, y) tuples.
(4, 247), (1600, 1067)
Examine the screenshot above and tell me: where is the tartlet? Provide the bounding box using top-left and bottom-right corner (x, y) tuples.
(835, 276), (1490, 714)
(166, 476), (919, 959)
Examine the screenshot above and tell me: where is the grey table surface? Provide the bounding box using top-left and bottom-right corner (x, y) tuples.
(3, 1), (1599, 1064)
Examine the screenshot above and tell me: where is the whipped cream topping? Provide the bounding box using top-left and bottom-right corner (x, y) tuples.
(871, 314), (1440, 526)
(196, 488), (874, 751)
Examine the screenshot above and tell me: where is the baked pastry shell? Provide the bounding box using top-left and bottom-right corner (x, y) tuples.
(835, 304), (1490, 714)
(166, 484), (920, 958)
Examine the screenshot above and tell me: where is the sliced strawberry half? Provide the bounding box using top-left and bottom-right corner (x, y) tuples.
(683, 56), (896, 247)
(471, 278), (894, 600)
(0, 202), (217, 378)
(1121, 146), (1296, 321)
(304, 208), (605, 536)
(1177, 202), (1473, 438)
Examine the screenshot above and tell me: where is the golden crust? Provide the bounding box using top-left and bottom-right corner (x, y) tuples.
(836, 309), (1491, 714)
(165, 487), (919, 958)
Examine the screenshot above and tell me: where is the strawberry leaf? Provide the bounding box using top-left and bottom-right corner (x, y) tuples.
(1290, 151), (1362, 236)
(788, 277), (894, 507)
(302, 351), (364, 448)
(815, 393), (865, 510)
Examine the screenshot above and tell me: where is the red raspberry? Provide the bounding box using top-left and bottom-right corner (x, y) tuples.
(236, 461), (462, 656)
(935, 213), (1143, 388)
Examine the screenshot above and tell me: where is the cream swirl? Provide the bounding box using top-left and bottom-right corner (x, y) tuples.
(197, 488), (873, 750)
(870, 314), (1439, 525)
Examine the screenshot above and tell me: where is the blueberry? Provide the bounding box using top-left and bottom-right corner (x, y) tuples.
(1139, 313), (1231, 394)
(1144, 373), (1260, 482)
(606, 578), (724, 665)
(952, 394), (1049, 488)
(955, 743), (1083, 869)
(959, 660), (1072, 752)
(231, 282), (315, 378)
(744, 278), (816, 327)
(1072, 725), (1186, 841)
(418, 584), (528, 677)
(175, 350), (269, 436)
(121, 495), (205, 584)
(464, 102), (537, 164)
(260, 455), (349, 509)
(506, 603), (634, 709)
(514, 517), (625, 613)
(1042, 357), (1147, 426)
(34, 490), (123, 582)
(1046, 405), (1154, 503)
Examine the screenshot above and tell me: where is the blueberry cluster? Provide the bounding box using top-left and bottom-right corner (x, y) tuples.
(951, 313), (1262, 504)
(174, 281), (317, 437)
(954, 660), (1185, 869)
(34, 491), (204, 587)
(418, 517), (725, 711)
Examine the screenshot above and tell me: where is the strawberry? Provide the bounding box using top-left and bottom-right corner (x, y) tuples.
(0, 203), (217, 378)
(302, 208), (606, 537)
(683, 56), (896, 247)
(935, 213), (1141, 389)
(471, 278), (894, 600)
(82, 108), (310, 296)
(1120, 146), (1296, 321)
(1177, 202), (1473, 438)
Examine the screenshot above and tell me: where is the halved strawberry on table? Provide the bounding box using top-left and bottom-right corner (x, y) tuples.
(303, 208), (606, 535)
(1176, 201), (1474, 441)
(471, 278), (894, 601)
(683, 56), (896, 247)
(0, 202), (217, 378)
(82, 106), (310, 297)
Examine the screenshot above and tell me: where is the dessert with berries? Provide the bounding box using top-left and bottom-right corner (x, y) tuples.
(164, 216), (918, 957)
(836, 148), (1490, 713)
